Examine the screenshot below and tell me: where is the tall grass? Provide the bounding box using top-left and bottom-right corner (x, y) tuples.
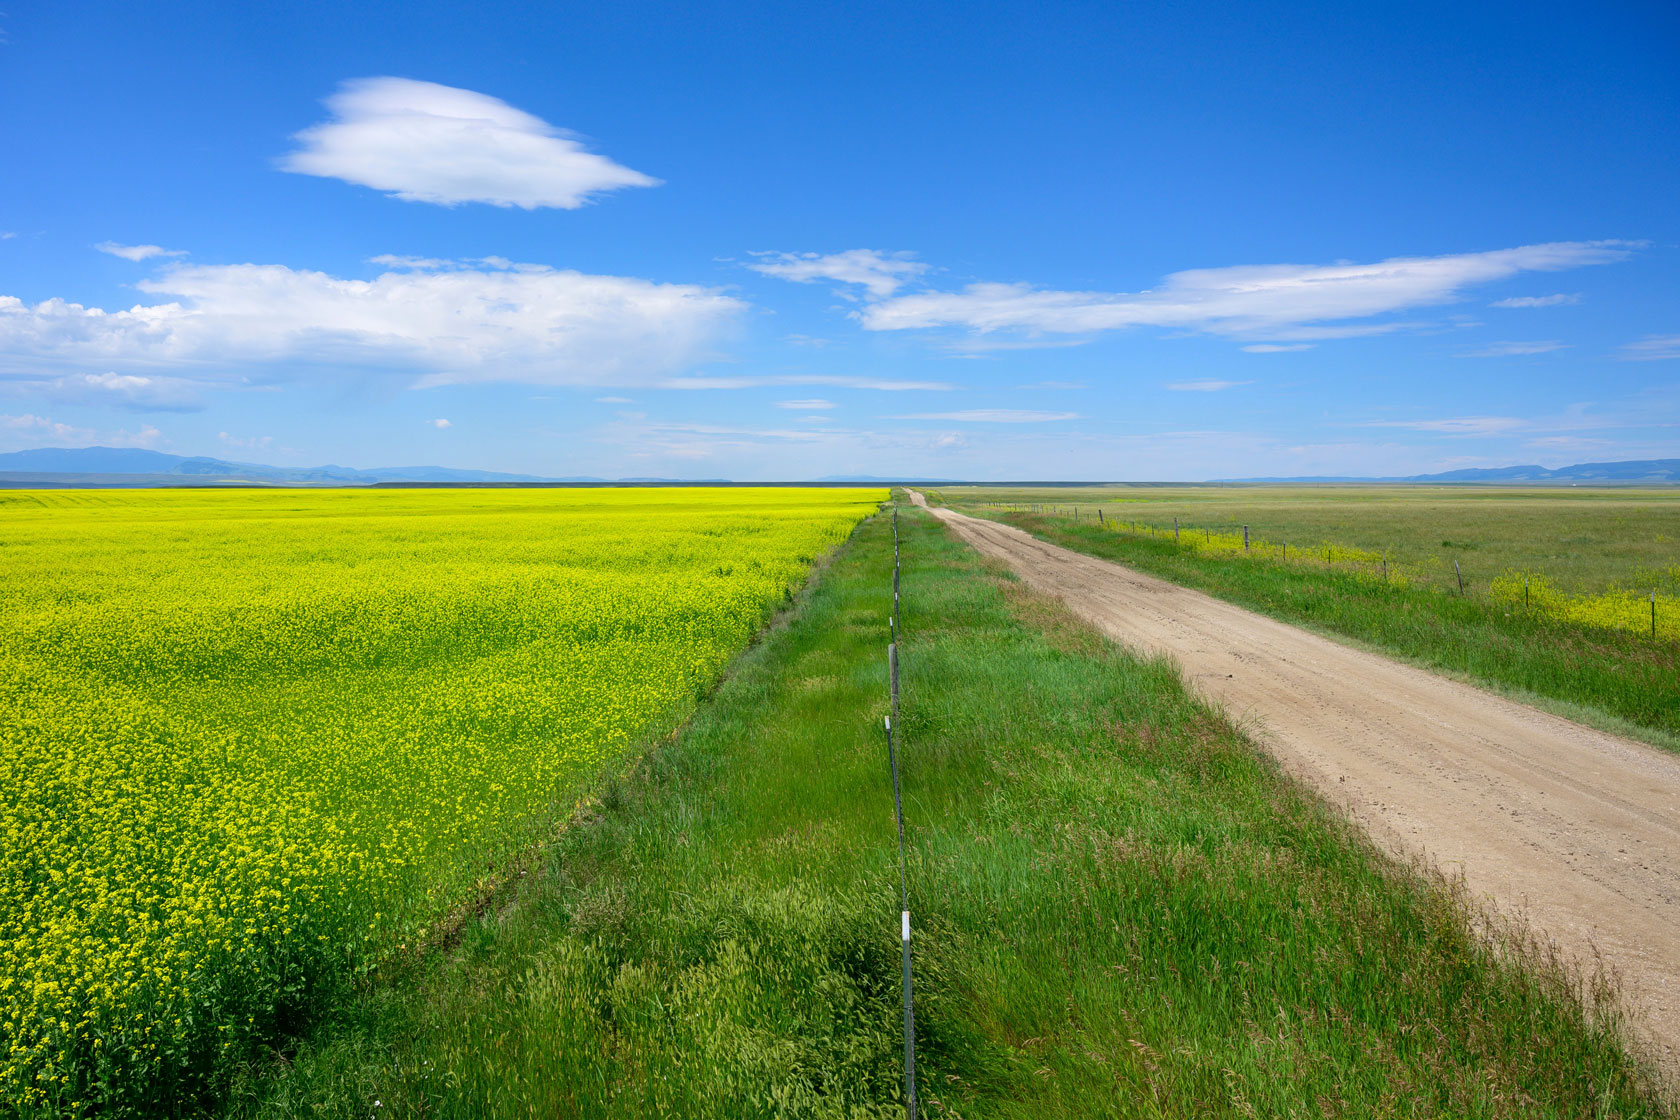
(225, 506), (1663, 1118)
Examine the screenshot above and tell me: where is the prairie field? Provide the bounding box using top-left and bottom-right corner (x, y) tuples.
(0, 487), (881, 1115)
(932, 486), (1680, 745)
(943, 485), (1680, 597)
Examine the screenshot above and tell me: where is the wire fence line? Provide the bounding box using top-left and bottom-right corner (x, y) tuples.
(884, 502), (917, 1119)
(977, 501), (1676, 644)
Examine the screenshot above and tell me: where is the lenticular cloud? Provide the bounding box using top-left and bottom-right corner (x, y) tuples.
(280, 77), (659, 209)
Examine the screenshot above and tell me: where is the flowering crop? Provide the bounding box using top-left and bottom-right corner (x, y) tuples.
(0, 486), (881, 1114)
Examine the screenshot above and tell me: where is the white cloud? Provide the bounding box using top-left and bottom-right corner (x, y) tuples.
(0, 232), (16, 241)
(776, 398), (835, 410)
(430, 418), (452, 429)
(0, 256), (744, 389)
(659, 374), (954, 391)
(855, 241), (1635, 341)
(1166, 379), (1253, 392)
(218, 431), (274, 450)
(887, 409), (1079, 423)
(95, 242), (187, 262)
(1, 412), (160, 448)
(280, 77), (658, 209)
(595, 395), (633, 403)
(1367, 417), (1528, 436)
(1619, 334), (1680, 361)
(1241, 343), (1313, 353)
(1491, 293), (1579, 308)
(8, 372), (204, 412)
(746, 250), (929, 298)
(1455, 340), (1568, 358)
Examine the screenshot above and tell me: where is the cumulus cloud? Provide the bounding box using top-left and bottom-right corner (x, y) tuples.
(429, 418), (452, 429)
(887, 409), (1079, 423)
(95, 242), (187, 262)
(746, 250), (929, 298)
(280, 77), (658, 209)
(1619, 334), (1680, 361)
(218, 431), (274, 450)
(1166, 380), (1252, 392)
(776, 399), (835, 410)
(8, 372), (205, 412)
(1, 412), (160, 448)
(1455, 340), (1568, 358)
(0, 256), (744, 389)
(846, 241), (1635, 341)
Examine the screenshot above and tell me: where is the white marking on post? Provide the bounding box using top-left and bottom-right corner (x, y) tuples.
(902, 911), (911, 942)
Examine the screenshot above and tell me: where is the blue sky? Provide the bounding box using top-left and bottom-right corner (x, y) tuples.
(2, 0), (1677, 480)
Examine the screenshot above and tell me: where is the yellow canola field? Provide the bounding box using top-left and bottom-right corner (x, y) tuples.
(0, 486), (882, 1113)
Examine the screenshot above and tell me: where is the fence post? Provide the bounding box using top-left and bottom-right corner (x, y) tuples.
(1174, 516), (1179, 542)
(1454, 560), (1464, 596)
(1525, 575), (1529, 609)
(1243, 525), (1249, 552)
(883, 715), (916, 1120)
(1653, 590), (1658, 640)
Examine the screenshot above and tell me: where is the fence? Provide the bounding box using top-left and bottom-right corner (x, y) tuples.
(884, 503), (917, 1119)
(976, 502), (1676, 644)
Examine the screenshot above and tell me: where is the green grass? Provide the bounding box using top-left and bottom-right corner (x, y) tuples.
(221, 505), (1661, 1119)
(938, 484), (1680, 596)
(938, 504), (1680, 745)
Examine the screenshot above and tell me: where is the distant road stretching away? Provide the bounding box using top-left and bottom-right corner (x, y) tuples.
(911, 492), (1680, 1069)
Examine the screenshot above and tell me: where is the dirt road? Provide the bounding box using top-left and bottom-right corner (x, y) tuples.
(912, 493), (1680, 1066)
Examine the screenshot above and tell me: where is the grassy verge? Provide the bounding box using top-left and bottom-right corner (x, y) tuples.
(222, 505), (1661, 1118)
(959, 508), (1680, 746)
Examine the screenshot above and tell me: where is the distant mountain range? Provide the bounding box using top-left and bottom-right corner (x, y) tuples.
(2, 447), (1675, 487)
(0, 447), (724, 486)
(1222, 459), (1680, 484)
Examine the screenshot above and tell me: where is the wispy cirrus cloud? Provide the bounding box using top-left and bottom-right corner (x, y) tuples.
(1367, 416), (1528, 436)
(95, 242), (187, 262)
(1491, 293), (1579, 308)
(776, 398), (835, 410)
(745, 250), (928, 298)
(0, 256), (743, 389)
(1455, 340), (1569, 358)
(1618, 334), (1680, 361)
(754, 241), (1635, 345)
(1241, 343), (1313, 353)
(1166, 379), (1252, 392)
(280, 78), (658, 209)
(659, 374), (954, 391)
(887, 409), (1078, 423)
